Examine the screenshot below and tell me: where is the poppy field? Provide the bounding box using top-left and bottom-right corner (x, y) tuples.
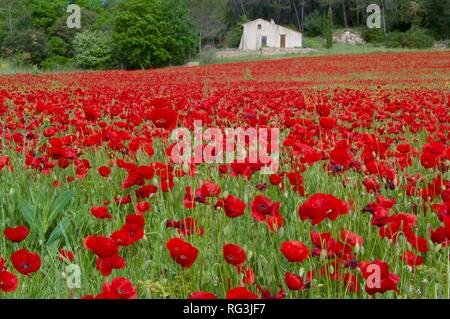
(0, 51), (449, 299)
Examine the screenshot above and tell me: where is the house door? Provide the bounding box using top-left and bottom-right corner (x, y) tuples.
(280, 34), (286, 48)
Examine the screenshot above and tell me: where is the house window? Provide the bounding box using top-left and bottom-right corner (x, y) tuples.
(261, 36), (268, 47)
(257, 24), (262, 30)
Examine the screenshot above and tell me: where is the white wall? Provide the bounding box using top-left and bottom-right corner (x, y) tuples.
(239, 19), (302, 50)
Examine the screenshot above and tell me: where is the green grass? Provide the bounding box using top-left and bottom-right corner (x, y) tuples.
(0, 59), (36, 75)
(201, 37), (448, 66)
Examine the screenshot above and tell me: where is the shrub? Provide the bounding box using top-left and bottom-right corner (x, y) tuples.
(385, 28), (435, 49)
(1, 29), (49, 65)
(402, 28), (434, 49)
(361, 28), (385, 44)
(41, 55), (73, 70)
(73, 31), (112, 69)
(223, 16), (249, 48)
(385, 32), (404, 48)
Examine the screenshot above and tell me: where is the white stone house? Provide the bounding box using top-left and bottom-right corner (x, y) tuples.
(239, 18), (303, 50)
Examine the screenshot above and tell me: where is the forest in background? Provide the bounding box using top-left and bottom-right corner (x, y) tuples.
(0, 0), (448, 70)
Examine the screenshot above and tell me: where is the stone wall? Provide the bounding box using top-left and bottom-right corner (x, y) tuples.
(216, 47), (316, 59)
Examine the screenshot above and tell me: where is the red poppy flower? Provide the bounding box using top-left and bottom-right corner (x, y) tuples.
(4, 226), (30, 243)
(401, 251), (423, 267)
(223, 244), (246, 266)
(100, 277), (137, 299)
(98, 166), (111, 177)
(215, 195), (246, 218)
(269, 174), (283, 185)
(135, 201), (151, 215)
(112, 222), (145, 246)
(96, 255), (126, 277)
(280, 241), (309, 262)
(195, 182), (222, 203)
(430, 226), (449, 246)
(250, 195), (280, 222)
(148, 108), (178, 130)
(58, 249), (74, 262)
(90, 206), (112, 220)
(0, 270), (19, 292)
(266, 214), (284, 233)
(226, 287), (258, 299)
(359, 260), (400, 295)
(166, 217), (203, 237)
(0, 256), (5, 270)
(11, 249), (41, 277)
(256, 285), (285, 299)
(340, 230), (363, 247)
(298, 194), (350, 225)
(166, 238), (198, 268)
(285, 272), (305, 290)
(84, 235), (119, 258)
(135, 184), (157, 199)
(241, 267), (255, 285)
(188, 292), (218, 299)
(319, 116), (337, 130)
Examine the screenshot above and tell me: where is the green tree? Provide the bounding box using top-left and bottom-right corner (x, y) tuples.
(425, 0), (450, 39)
(323, 5), (333, 48)
(188, 0), (227, 54)
(1, 28), (48, 64)
(73, 30), (112, 69)
(112, 0), (195, 69)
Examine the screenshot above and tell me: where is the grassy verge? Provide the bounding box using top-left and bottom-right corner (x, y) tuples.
(200, 37), (448, 65)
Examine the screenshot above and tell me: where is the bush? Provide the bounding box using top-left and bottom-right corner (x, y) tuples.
(41, 55), (73, 70)
(73, 31), (112, 69)
(385, 32), (404, 48)
(385, 28), (435, 49)
(304, 10), (322, 36)
(361, 28), (385, 44)
(223, 16), (249, 48)
(402, 28), (434, 49)
(48, 36), (68, 57)
(1, 29), (48, 65)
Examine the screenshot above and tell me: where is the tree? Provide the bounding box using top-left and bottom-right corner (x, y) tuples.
(425, 0), (450, 39)
(112, 0), (195, 69)
(323, 5), (333, 48)
(73, 30), (112, 69)
(398, 0), (425, 28)
(188, 0), (227, 54)
(1, 28), (48, 64)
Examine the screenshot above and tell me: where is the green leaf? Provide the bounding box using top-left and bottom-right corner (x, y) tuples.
(46, 219), (69, 247)
(46, 189), (74, 228)
(19, 199), (35, 227)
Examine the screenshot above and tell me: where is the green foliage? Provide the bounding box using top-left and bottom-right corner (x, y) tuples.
(222, 15), (249, 48)
(425, 0), (450, 40)
(48, 36), (67, 56)
(73, 30), (112, 69)
(361, 28), (386, 44)
(385, 32), (404, 48)
(19, 189), (74, 246)
(385, 28), (434, 49)
(41, 55), (73, 70)
(112, 0), (196, 69)
(49, 9), (100, 58)
(26, 0), (68, 31)
(401, 27), (434, 48)
(304, 10), (323, 36)
(1, 29), (48, 64)
(323, 7), (333, 49)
